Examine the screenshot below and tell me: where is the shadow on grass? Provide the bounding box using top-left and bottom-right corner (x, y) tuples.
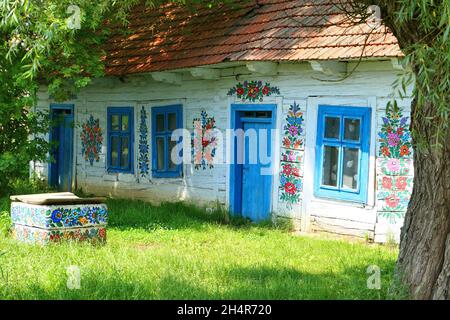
(1, 262), (395, 300)
(107, 198), (292, 233)
(217, 264), (395, 300)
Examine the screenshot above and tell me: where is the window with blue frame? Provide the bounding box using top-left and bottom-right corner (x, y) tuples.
(314, 105), (371, 203)
(152, 105), (183, 178)
(107, 107), (134, 173)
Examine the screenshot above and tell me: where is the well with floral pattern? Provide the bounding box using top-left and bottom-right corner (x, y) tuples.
(10, 193), (108, 245)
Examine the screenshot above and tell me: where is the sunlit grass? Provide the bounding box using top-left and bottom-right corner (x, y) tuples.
(0, 198), (398, 299)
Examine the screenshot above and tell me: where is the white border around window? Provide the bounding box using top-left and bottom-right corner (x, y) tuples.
(302, 96), (377, 231)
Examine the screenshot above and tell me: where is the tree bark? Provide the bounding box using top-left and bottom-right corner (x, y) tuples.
(395, 99), (450, 299)
(347, 0), (450, 300)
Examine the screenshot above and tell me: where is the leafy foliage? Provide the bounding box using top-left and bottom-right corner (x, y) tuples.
(352, 0), (449, 150)
(0, 1), (160, 190)
(0, 104), (51, 194)
(0, 0), (128, 192)
(0, 0), (237, 190)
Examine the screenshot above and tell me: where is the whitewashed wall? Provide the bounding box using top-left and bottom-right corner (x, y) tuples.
(33, 60), (414, 242)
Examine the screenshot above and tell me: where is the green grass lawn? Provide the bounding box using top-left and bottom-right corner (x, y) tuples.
(0, 198), (398, 299)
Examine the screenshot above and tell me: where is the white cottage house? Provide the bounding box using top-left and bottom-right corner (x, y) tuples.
(33, 0), (414, 243)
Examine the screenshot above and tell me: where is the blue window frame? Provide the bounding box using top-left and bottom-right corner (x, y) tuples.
(151, 105), (183, 178)
(314, 105), (371, 203)
(107, 107), (134, 173)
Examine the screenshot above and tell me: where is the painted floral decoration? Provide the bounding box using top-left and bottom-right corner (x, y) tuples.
(138, 106), (150, 177)
(378, 102), (412, 158)
(11, 204), (108, 229)
(376, 103), (413, 224)
(282, 102), (304, 150)
(377, 158), (412, 176)
(281, 149), (302, 163)
(80, 115), (103, 165)
(279, 162), (302, 205)
(49, 206), (108, 228)
(192, 110), (218, 169)
(380, 176), (412, 192)
(13, 225), (106, 245)
(385, 194), (400, 208)
(227, 80), (280, 102)
(379, 211), (406, 224)
(378, 187), (411, 209)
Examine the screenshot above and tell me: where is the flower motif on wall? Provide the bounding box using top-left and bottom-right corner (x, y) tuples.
(379, 211), (406, 224)
(396, 177), (408, 190)
(192, 110), (218, 170)
(376, 103), (413, 224)
(138, 106), (150, 177)
(279, 162), (302, 205)
(80, 115), (103, 166)
(378, 103), (412, 158)
(227, 81), (280, 102)
(282, 102), (304, 150)
(379, 176), (412, 192)
(376, 158), (412, 176)
(378, 190), (411, 213)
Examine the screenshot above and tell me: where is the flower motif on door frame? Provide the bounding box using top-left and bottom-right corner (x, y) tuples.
(282, 102), (304, 150)
(279, 162), (302, 205)
(138, 106), (150, 177)
(227, 80), (280, 102)
(281, 149), (303, 163)
(191, 110), (218, 170)
(80, 115), (103, 166)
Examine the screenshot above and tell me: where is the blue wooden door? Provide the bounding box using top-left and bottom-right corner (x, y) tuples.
(50, 107), (74, 191)
(241, 121), (272, 221)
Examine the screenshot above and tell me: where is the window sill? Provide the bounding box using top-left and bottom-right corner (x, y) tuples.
(148, 177), (184, 185)
(152, 175), (183, 180)
(107, 168), (134, 174)
(152, 170), (183, 179)
(312, 194), (372, 209)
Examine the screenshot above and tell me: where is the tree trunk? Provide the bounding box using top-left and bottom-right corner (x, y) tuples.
(395, 99), (450, 299)
(350, 0), (449, 301)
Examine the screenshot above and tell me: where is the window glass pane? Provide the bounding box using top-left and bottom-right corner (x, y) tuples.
(122, 115), (129, 132)
(243, 111), (272, 118)
(156, 114), (165, 132)
(324, 116), (340, 139)
(111, 136), (119, 167)
(256, 111), (271, 118)
(120, 137), (129, 168)
(168, 140), (178, 169)
(322, 146), (339, 187)
(168, 113), (177, 131)
(344, 118), (360, 141)
(156, 137), (165, 171)
(111, 115), (120, 131)
(342, 147), (359, 190)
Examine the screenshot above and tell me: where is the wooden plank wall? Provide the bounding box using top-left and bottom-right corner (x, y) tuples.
(33, 60), (413, 242)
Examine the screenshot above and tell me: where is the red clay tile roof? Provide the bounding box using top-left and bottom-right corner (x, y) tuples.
(104, 0), (402, 76)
